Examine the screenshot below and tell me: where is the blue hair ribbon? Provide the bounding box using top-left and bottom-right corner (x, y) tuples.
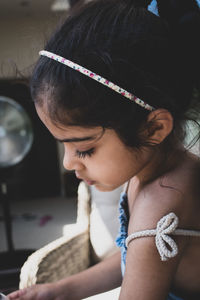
(148, 0), (200, 16)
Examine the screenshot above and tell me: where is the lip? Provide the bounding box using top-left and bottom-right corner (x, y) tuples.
(84, 179), (96, 186)
(75, 172), (83, 180)
(75, 173), (95, 186)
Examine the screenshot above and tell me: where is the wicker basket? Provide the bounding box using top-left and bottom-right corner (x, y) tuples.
(19, 181), (91, 288)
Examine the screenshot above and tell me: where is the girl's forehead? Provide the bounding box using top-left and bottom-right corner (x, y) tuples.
(36, 104), (103, 140)
(52, 125), (103, 142)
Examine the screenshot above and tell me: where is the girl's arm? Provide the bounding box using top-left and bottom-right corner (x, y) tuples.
(120, 234), (187, 300)
(8, 251), (122, 300)
(119, 199), (189, 300)
(60, 250), (122, 298)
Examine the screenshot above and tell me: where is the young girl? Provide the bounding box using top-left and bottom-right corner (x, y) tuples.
(8, 0), (200, 299)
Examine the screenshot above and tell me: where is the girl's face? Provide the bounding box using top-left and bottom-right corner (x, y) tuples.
(36, 106), (155, 191)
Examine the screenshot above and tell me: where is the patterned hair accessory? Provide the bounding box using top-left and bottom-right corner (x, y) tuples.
(39, 50), (154, 111)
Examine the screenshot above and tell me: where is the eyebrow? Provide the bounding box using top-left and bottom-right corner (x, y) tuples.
(56, 135), (97, 143)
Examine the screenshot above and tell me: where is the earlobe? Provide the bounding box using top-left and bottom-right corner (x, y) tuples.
(146, 109), (174, 145)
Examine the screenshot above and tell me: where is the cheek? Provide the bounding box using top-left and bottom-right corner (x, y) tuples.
(86, 143), (140, 184)
(93, 160), (133, 185)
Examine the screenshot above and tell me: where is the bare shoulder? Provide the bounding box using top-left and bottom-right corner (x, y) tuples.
(121, 175), (190, 300)
(128, 151), (200, 233)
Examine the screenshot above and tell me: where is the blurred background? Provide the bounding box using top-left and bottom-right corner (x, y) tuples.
(0, 0), (82, 293)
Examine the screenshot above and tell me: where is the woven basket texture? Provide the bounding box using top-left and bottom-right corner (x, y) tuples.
(37, 231), (90, 283)
(19, 181), (91, 288)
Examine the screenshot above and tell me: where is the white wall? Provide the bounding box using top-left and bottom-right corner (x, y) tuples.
(0, 15), (62, 77)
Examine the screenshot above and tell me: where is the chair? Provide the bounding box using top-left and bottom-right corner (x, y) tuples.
(19, 181), (122, 297)
(19, 181), (91, 287)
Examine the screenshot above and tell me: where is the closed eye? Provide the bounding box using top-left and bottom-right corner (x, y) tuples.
(75, 148), (95, 158)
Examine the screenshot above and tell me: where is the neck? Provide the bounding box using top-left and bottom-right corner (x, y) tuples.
(136, 142), (186, 186)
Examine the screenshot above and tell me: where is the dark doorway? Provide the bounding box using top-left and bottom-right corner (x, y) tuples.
(0, 80), (61, 200)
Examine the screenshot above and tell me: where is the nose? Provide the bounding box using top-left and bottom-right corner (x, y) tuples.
(63, 147), (84, 171)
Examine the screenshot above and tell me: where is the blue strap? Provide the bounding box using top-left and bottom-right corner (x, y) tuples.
(167, 292), (183, 300)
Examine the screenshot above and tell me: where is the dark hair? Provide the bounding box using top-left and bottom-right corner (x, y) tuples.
(31, 0), (200, 150)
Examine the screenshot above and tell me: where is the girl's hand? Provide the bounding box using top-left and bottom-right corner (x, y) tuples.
(7, 283), (66, 300)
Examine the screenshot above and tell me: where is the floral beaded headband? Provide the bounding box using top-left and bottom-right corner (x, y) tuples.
(39, 50), (155, 111)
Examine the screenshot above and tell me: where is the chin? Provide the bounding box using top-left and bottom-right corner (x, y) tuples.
(94, 183), (120, 192)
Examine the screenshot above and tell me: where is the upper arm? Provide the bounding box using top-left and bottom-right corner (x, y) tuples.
(119, 186), (189, 300)
(120, 234), (187, 300)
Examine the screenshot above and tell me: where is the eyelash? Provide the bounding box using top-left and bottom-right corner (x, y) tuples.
(76, 148), (95, 159)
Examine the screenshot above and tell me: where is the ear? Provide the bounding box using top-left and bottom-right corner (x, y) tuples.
(145, 109), (174, 145)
